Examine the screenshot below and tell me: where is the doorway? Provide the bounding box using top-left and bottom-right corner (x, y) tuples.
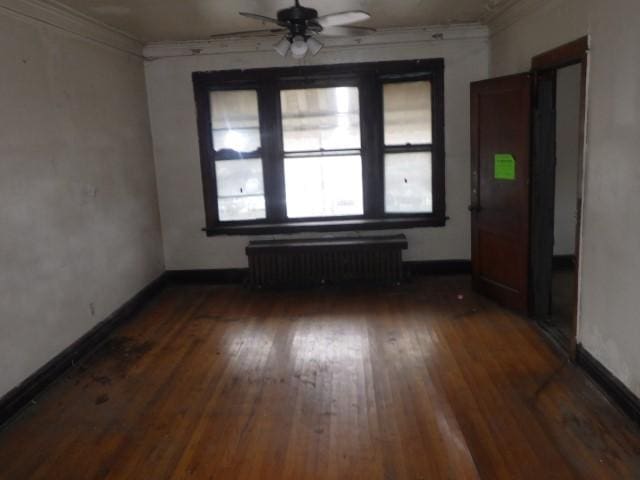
(530, 38), (589, 356)
(548, 63), (581, 346)
(469, 37), (588, 357)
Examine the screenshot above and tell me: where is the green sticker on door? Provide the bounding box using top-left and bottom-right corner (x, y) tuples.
(494, 154), (516, 180)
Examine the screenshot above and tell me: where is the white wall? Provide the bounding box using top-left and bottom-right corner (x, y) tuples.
(490, 0), (640, 396)
(144, 27), (489, 270)
(0, 11), (164, 397)
(554, 63), (581, 256)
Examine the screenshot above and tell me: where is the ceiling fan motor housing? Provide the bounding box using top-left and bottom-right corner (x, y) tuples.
(277, 4), (320, 36)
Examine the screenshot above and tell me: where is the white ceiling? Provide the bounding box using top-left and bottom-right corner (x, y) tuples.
(45, 0), (513, 43)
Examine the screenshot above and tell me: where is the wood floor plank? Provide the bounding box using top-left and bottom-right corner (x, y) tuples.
(0, 276), (639, 479)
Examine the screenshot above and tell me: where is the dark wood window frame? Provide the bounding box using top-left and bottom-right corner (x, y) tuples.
(193, 58), (446, 236)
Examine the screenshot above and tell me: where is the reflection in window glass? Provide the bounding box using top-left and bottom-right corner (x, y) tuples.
(285, 155), (363, 218)
(211, 90), (261, 152)
(215, 159), (266, 221)
(281, 87), (361, 152)
(385, 152), (432, 213)
(383, 81), (432, 146)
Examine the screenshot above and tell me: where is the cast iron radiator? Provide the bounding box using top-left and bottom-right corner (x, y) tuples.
(246, 234), (408, 288)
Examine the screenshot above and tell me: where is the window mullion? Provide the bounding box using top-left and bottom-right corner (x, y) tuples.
(284, 148), (361, 158)
(431, 65), (446, 220)
(360, 72), (384, 218)
(384, 144), (433, 154)
(258, 82), (287, 221)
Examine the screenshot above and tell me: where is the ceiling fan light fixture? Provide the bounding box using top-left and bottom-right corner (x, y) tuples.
(274, 36), (291, 56)
(290, 35), (308, 59)
(306, 36), (323, 55)
(241, 1), (374, 59)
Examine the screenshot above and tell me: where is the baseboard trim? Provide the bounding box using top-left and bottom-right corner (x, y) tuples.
(166, 268), (248, 284)
(405, 260), (471, 276)
(165, 261), (472, 285)
(576, 344), (640, 425)
(0, 273), (167, 428)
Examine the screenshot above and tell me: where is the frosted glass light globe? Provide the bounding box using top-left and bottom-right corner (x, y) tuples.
(290, 35), (308, 59)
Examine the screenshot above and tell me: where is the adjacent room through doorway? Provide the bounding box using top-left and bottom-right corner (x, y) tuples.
(547, 63), (582, 348)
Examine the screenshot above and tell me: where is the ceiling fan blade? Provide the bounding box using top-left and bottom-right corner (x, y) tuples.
(320, 26), (376, 37)
(307, 22), (323, 33)
(209, 28), (286, 39)
(239, 12), (283, 26)
(317, 10), (370, 27)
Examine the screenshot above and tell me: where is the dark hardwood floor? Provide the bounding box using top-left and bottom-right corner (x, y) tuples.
(1, 276), (639, 479)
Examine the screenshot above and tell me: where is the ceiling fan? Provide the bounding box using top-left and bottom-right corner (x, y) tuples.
(235, 0), (375, 58)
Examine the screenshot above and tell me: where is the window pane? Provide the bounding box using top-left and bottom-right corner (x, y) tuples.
(210, 90), (261, 152)
(215, 159), (266, 221)
(385, 152), (433, 213)
(383, 81), (432, 146)
(285, 155), (363, 218)
(281, 87), (360, 151)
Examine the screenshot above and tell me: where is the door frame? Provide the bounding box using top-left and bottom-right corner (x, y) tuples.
(530, 36), (589, 359)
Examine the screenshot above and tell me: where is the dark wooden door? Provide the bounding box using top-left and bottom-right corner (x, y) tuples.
(470, 74), (532, 313)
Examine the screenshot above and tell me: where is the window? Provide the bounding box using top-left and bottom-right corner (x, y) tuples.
(193, 59), (445, 235)
(210, 90), (266, 221)
(281, 87), (363, 218)
(383, 81), (433, 214)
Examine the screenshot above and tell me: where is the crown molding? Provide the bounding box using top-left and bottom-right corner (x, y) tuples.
(0, 0), (143, 56)
(485, 0), (559, 35)
(143, 24), (489, 61)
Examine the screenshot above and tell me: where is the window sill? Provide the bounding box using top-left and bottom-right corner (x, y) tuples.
(203, 216), (448, 236)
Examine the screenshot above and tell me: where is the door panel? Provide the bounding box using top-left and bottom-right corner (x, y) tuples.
(470, 74), (532, 313)
(478, 232), (521, 287)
